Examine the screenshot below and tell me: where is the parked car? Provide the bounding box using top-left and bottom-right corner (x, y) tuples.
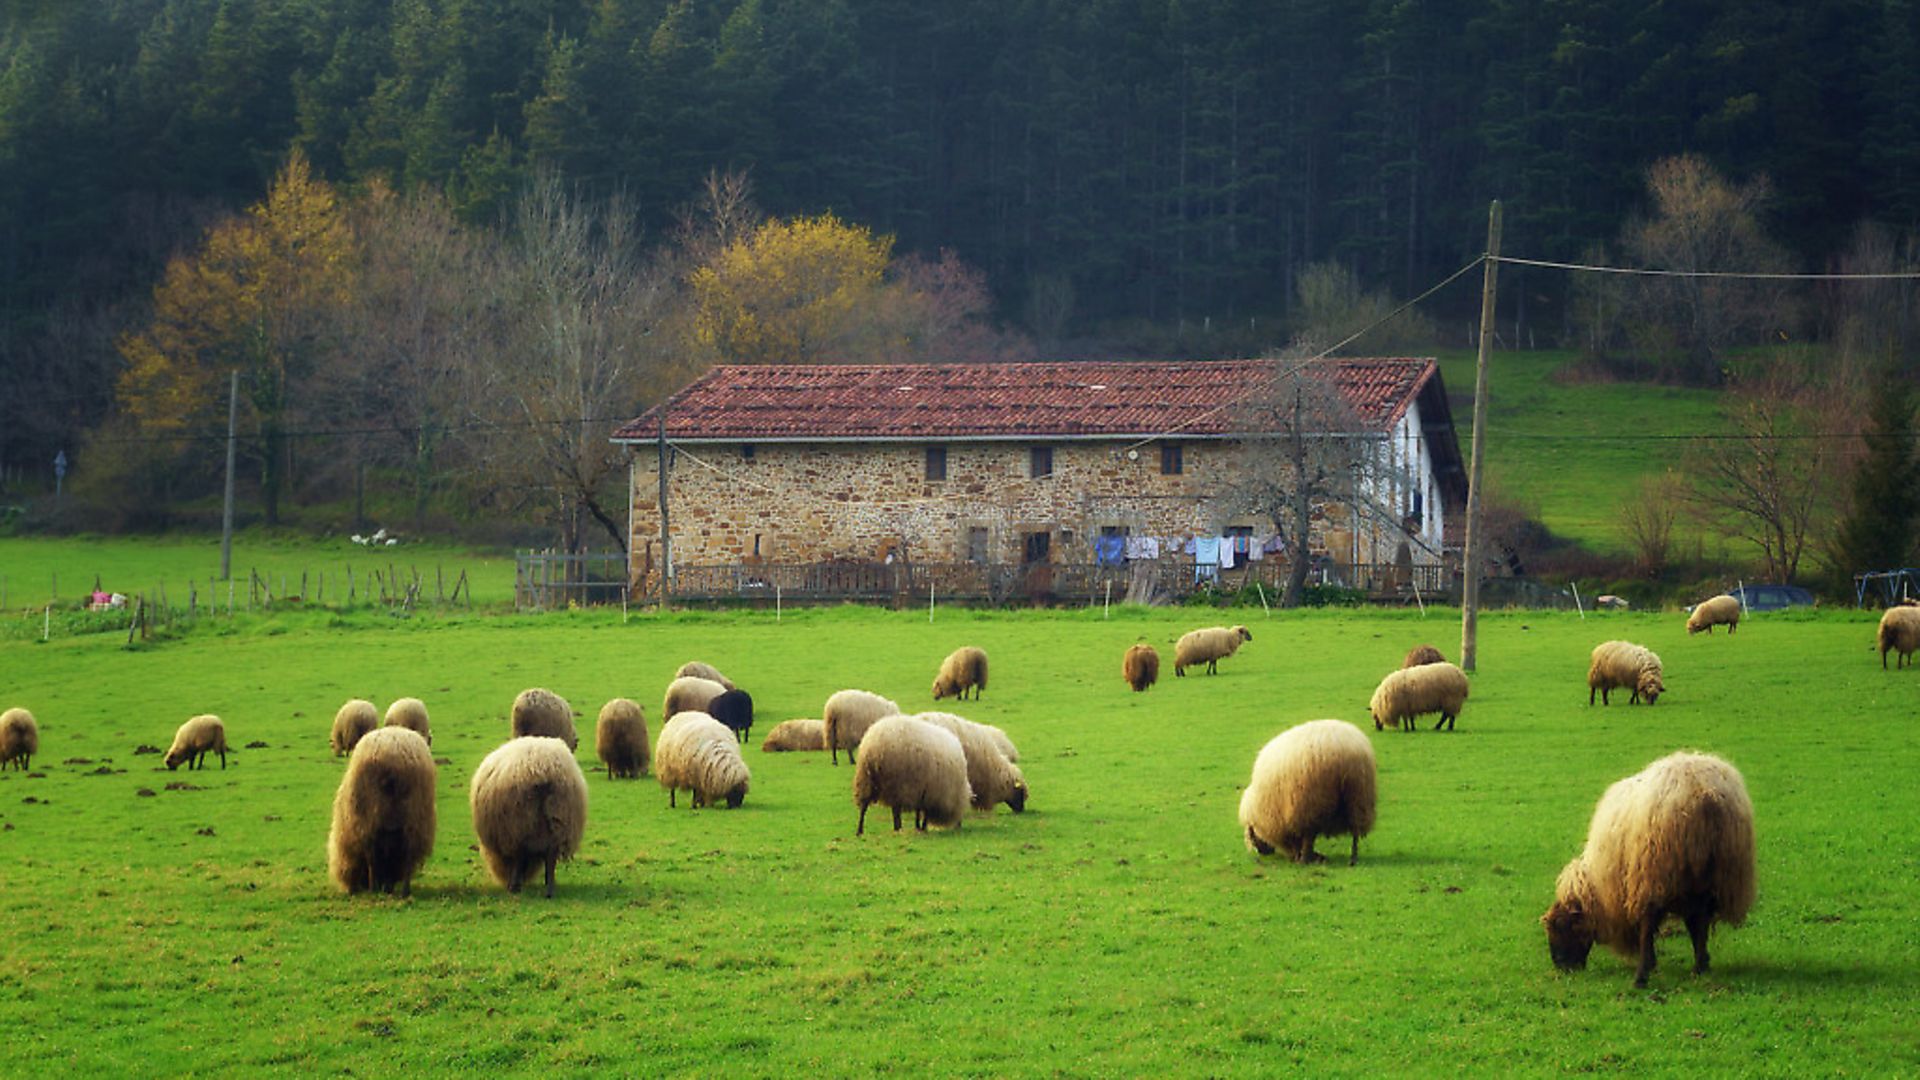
(1725, 584), (1817, 612)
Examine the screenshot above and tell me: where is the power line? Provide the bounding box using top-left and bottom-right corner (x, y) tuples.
(1495, 254), (1920, 280)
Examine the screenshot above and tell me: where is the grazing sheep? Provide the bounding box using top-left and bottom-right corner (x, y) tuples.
(654, 711), (751, 809)
(327, 727), (436, 896)
(674, 661), (735, 690)
(383, 697), (431, 745)
(1588, 641), (1665, 705)
(932, 646), (990, 701)
(165, 714), (228, 770)
(662, 675), (727, 722)
(0, 707), (38, 771)
(1878, 605), (1920, 669)
(1122, 644), (1160, 692)
(913, 711), (1029, 813)
(1368, 662), (1471, 732)
(851, 715), (972, 834)
(761, 718), (827, 752)
(511, 687), (579, 750)
(1403, 644), (1447, 668)
(1239, 719), (1377, 865)
(469, 736), (589, 897)
(1174, 625), (1252, 676)
(1686, 594), (1742, 635)
(595, 698), (650, 779)
(1542, 751), (1756, 988)
(708, 688), (755, 745)
(823, 689), (901, 765)
(331, 699), (379, 756)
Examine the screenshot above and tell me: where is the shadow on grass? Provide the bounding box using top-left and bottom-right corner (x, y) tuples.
(1711, 958), (1920, 990)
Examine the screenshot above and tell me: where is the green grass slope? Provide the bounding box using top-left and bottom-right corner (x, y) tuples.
(0, 605), (1912, 1074)
(1435, 350), (1724, 555)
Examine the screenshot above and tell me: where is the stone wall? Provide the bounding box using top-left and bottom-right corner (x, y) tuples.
(626, 437), (1441, 588)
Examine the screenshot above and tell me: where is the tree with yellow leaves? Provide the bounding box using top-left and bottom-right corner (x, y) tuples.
(116, 150), (353, 523)
(688, 212), (897, 364)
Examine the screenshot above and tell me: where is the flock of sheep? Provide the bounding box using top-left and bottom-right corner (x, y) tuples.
(5, 587), (1893, 988)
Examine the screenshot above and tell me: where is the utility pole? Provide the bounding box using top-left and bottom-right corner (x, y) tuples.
(220, 369), (238, 582)
(656, 401), (671, 607)
(1460, 201), (1501, 672)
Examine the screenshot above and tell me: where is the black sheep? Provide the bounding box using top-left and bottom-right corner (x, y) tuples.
(708, 689), (755, 745)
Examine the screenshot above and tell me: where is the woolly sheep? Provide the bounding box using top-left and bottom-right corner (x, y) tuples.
(932, 646), (989, 701)
(0, 707), (38, 771)
(662, 675), (727, 722)
(596, 698), (650, 779)
(823, 688), (901, 765)
(1686, 594), (1742, 635)
(851, 715), (972, 834)
(165, 714), (228, 770)
(1878, 605), (1920, 669)
(674, 661), (735, 690)
(1541, 751), (1756, 988)
(327, 727), (436, 896)
(511, 687), (579, 750)
(1403, 644), (1446, 668)
(654, 711), (751, 809)
(761, 718), (826, 752)
(1368, 662), (1470, 732)
(708, 688), (755, 745)
(469, 736), (589, 897)
(913, 711), (1028, 813)
(1588, 641), (1665, 705)
(383, 697), (431, 745)
(1238, 719), (1377, 865)
(331, 699), (379, 757)
(1174, 625), (1252, 676)
(1122, 644), (1160, 692)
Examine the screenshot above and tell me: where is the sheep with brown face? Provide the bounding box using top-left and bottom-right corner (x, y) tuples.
(932, 646), (989, 701)
(1588, 641), (1664, 705)
(1542, 751), (1755, 988)
(327, 727), (436, 896)
(165, 715), (227, 770)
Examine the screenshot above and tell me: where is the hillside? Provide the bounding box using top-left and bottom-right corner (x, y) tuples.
(1435, 350), (1725, 556)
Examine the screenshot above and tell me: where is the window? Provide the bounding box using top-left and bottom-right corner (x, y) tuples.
(1030, 446), (1053, 478)
(1161, 443), (1183, 475)
(967, 527), (990, 564)
(741, 444), (756, 461)
(925, 446), (947, 481)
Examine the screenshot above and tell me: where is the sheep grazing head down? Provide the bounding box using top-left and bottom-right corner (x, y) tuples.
(724, 780), (748, 809)
(1006, 778), (1029, 813)
(1638, 670), (1665, 705)
(1542, 899), (1597, 971)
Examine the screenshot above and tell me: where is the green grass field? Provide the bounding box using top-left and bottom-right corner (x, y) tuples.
(1436, 350), (1724, 555)
(2, 596), (1914, 1074)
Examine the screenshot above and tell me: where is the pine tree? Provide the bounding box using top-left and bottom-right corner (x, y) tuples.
(1834, 375), (1920, 577)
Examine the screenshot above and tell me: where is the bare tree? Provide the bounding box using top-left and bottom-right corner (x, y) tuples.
(471, 170), (692, 554)
(1682, 366), (1829, 583)
(1215, 354), (1371, 607)
(1620, 473), (1684, 575)
(1622, 155), (1797, 383)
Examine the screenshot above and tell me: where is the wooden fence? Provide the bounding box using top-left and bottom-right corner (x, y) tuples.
(515, 551), (629, 611)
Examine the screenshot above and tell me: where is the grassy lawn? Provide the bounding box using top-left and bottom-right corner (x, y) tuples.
(0, 531), (518, 611)
(1, 598), (1912, 1074)
(1435, 350), (1725, 555)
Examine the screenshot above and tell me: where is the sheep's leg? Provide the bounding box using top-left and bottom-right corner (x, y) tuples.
(1295, 844), (1325, 865)
(218, 747), (226, 769)
(891, 806), (903, 832)
(1349, 833), (1359, 866)
(1246, 826), (1274, 856)
(857, 802), (869, 835)
(668, 788), (676, 808)
(1685, 905), (1713, 974)
(1589, 685), (1597, 705)
(1633, 911), (1661, 988)
(543, 855), (557, 898)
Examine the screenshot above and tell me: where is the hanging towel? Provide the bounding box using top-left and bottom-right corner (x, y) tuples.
(1218, 538), (1236, 570)
(1125, 536), (1159, 560)
(1095, 534), (1126, 568)
(1248, 535), (1270, 561)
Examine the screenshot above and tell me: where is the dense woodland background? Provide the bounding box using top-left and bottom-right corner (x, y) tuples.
(5, 0), (1920, 582)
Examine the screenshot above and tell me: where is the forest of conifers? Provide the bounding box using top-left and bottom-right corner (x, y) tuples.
(4, 0), (1918, 528)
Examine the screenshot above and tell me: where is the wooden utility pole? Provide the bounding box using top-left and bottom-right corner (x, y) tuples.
(1460, 201), (1501, 672)
(656, 402), (671, 607)
(219, 369), (238, 582)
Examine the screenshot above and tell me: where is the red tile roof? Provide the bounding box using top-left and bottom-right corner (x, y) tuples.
(612, 358), (1442, 443)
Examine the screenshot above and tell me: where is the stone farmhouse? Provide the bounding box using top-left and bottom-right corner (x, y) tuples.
(611, 359), (1467, 602)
